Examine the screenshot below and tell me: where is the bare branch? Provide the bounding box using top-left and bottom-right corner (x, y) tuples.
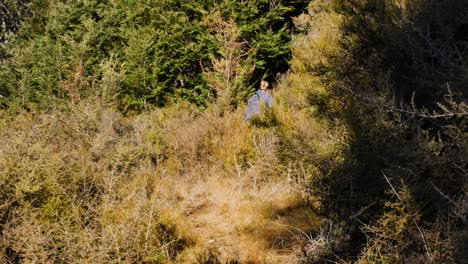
(342, 86), (468, 119)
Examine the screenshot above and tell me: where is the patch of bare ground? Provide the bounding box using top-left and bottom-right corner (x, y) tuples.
(154, 169), (321, 263)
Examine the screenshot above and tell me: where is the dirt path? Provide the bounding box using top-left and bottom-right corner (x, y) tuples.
(156, 171), (322, 263)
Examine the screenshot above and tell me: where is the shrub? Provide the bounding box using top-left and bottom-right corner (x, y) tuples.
(279, 0), (468, 262)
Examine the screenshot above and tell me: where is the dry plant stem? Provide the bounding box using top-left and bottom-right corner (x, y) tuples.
(343, 86), (467, 119)
(431, 182), (467, 222)
(234, 153), (241, 178)
(144, 208), (154, 253)
(430, 182), (459, 208)
(381, 172), (432, 263)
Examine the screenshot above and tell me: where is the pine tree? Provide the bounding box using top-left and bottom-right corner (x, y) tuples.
(0, 0), (308, 111)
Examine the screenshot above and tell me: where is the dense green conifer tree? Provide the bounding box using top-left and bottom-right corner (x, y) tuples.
(0, 0), (308, 111)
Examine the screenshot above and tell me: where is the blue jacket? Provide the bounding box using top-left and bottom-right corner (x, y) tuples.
(245, 90), (274, 121)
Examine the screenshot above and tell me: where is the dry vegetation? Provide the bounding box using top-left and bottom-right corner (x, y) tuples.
(0, 2), (339, 262)
(0, 87), (336, 263)
(1, 0), (466, 263)
(287, 0), (468, 263)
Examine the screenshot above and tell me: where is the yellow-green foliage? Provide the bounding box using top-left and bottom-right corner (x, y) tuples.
(289, 0), (342, 111)
(1, 95), (314, 263)
(359, 180), (460, 264)
(360, 183), (422, 263)
(0, 76), (336, 262)
(0, 101), (191, 263)
(283, 0), (347, 118)
(273, 0), (350, 191)
(286, 0), (468, 263)
(291, 0), (342, 72)
(138, 101), (256, 178)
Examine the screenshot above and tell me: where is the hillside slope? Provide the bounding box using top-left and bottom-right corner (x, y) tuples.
(1, 0), (467, 263)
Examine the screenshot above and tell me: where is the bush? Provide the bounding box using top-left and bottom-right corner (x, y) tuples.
(279, 0), (468, 262)
(0, 100), (192, 263)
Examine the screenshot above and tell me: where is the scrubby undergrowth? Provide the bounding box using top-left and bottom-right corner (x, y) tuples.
(0, 94), (336, 262)
(1, 0), (466, 263)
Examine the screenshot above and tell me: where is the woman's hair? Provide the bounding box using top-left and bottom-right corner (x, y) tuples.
(260, 80), (269, 89)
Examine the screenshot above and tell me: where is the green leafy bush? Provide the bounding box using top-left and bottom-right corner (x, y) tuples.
(0, 0), (308, 112)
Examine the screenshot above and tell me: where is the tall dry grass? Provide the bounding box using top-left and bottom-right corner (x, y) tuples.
(0, 89), (335, 263)
(0, 102), (190, 263)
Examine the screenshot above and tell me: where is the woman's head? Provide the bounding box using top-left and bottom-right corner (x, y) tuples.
(260, 80), (269, 91)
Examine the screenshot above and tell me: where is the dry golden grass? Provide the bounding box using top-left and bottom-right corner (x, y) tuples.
(140, 105), (325, 263)
(154, 165), (322, 263)
(0, 96), (329, 263)
(0, 102), (187, 263)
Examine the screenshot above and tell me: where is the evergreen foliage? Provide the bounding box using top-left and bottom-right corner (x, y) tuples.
(0, 0), (31, 45)
(0, 0), (308, 112)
